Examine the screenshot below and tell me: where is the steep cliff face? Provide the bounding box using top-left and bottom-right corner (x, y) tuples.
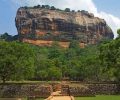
(15, 7), (114, 47)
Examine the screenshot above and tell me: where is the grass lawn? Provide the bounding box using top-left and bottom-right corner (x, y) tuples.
(75, 95), (120, 100)
(0, 81), (61, 85)
(23, 98), (44, 100)
(0, 98), (44, 100)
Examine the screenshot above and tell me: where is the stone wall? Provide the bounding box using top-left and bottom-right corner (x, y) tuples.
(61, 83), (120, 97)
(0, 84), (52, 98)
(87, 84), (120, 95)
(69, 86), (94, 97)
(61, 84), (95, 97)
(0, 83), (120, 98)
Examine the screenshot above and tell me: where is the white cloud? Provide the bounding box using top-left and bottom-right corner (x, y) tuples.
(98, 12), (120, 38)
(11, 0), (120, 38)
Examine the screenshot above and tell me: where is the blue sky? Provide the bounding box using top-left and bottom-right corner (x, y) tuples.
(0, 0), (120, 37)
(94, 0), (120, 18)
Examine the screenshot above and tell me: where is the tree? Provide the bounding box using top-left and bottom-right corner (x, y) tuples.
(72, 10), (75, 12)
(81, 56), (101, 81)
(99, 29), (120, 81)
(45, 5), (50, 9)
(37, 5), (41, 8)
(65, 8), (70, 12)
(36, 70), (48, 80)
(41, 5), (45, 8)
(0, 33), (12, 41)
(24, 6), (28, 9)
(48, 42), (62, 59)
(0, 33), (18, 41)
(0, 41), (35, 83)
(69, 40), (80, 49)
(117, 29), (120, 38)
(51, 6), (56, 10)
(65, 49), (77, 60)
(34, 5), (41, 8)
(68, 40), (82, 58)
(48, 67), (62, 80)
(66, 59), (81, 80)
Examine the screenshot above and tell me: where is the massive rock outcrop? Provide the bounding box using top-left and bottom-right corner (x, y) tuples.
(15, 6), (114, 47)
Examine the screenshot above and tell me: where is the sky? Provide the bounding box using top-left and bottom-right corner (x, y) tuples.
(0, 0), (120, 38)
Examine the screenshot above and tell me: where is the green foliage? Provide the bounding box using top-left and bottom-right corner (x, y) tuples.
(30, 28), (120, 82)
(51, 6), (56, 10)
(0, 33), (12, 41)
(1, 29), (120, 82)
(34, 5), (41, 8)
(72, 10), (75, 12)
(0, 41), (35, 83)
(48, 67), (62, 80)
(41, 5), (45, 8)
(24, 6), (28, 9)
(32, 40), (103, 81)
(99, 29), (120, 81)
(65, 8), (71, 12)
(45, 5), (50, 9)
(75, 95), (120, 100)
(36, 70), (48, 80)
(69, 40), (80, 49)
(48, 42), (63, 59)
(117, 29), (120, 38)
(0, 33), (18, 41)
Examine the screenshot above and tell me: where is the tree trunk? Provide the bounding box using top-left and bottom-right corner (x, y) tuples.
(2, 76), (6, 84)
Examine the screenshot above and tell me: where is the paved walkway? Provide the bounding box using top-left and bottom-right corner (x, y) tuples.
(45, 91), (74, 100)
(50, 96), (73, 100)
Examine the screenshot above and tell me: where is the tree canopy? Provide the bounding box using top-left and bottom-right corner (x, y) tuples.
(0, 29), (120, 82)
(0, 41), (35, 83)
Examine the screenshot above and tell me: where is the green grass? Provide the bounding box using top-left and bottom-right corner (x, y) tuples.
(0, 81), (61, 85)
(23, 98), (44, 100)
(0, 98), (44, 100)
(75, 95), (120, 100)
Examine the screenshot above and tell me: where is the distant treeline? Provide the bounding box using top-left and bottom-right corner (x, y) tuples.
(0, 32), (18, 41)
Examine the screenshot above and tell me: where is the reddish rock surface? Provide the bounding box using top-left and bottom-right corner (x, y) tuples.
(15, 7), (114, 47)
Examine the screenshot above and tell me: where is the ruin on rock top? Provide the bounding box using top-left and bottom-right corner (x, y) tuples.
(15, 6), (114, 47)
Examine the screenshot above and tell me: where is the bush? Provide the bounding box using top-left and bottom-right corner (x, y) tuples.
(51, 6), (56, 10)
(65, 8), (71, 12)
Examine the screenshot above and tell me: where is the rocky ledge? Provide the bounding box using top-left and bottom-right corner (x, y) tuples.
(15, 6), (114, 47)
